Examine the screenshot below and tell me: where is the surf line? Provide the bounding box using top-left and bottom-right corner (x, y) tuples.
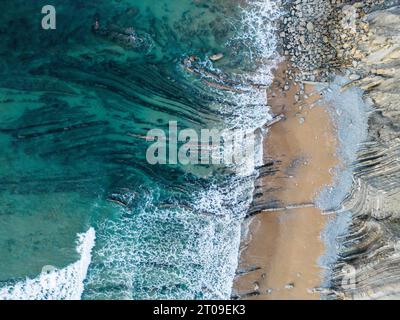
(153, 304), (187, 318)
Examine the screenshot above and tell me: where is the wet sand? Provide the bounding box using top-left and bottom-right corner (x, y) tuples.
(233, 62), (339, 299)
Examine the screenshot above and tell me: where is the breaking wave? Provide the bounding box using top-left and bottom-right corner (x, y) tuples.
(83, 0), (280, 300)
(0, 228), (95, 300)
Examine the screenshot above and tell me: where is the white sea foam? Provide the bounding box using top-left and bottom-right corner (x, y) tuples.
(223, 0), (280, 129)
(213, 0), (280, 176)
(214, 0), (280, 296)
(83, 0), (281, 300)
(0, 228), (95, 300)
(86, 188), (248, 300)
(0, 1), (279, 301)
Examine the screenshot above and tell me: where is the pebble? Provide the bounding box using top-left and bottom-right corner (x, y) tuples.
(349, 74), (361, 81)
(285, 283), (295, 290)
(254, 282), (260, 291)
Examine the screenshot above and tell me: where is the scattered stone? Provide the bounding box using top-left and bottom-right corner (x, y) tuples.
(209, 53), (224, 62)
(277, 0), (373, 83)
(307, 288), (317, 294)
(285, 283), (295, 290)
(253, 282), (260, 291)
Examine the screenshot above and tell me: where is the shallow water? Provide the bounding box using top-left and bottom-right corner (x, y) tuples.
(0, 0), (278, 299)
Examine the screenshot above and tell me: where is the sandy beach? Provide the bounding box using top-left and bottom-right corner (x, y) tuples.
(234, 62), (339, 299)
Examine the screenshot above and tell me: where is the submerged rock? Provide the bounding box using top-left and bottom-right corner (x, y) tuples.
(209, 53), (224, 61)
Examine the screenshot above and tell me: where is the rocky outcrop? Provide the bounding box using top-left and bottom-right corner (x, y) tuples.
(328, 4), (400, 300)
(277, 0), (400, 299)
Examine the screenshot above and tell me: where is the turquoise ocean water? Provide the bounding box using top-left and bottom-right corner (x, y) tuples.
(0, 0), (279, 299)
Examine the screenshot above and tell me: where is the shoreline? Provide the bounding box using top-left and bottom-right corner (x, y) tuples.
(233, 61), (339, 299)
(233, 0), (400, 300)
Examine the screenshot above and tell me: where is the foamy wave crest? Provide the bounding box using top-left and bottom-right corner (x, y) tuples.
(85, 188), (247, 300)
(82, 0), (281, 300)
(221, 0), (280, 130)
(215, 0), (280, 175)
(0, 228), (95, 300)
(234, 0), (281, 80)
(193, 176), (255, 217)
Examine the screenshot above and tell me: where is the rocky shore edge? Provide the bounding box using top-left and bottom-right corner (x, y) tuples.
(268, 0), (400, 299)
